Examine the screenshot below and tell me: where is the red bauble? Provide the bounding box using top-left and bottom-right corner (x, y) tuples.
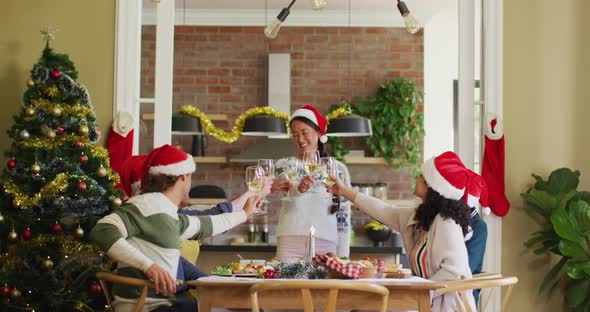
(75, 141), (84, 148)
(56, 127), (65, 135)
(79, 154), (88, 163)
(22, 228), (32, 240)
(90, 284), (101, 294)
(7, 159), (16, 169)
(77, 181), (87, 191)
(51, 70), (61, 78)
(263, 268), (278, 279)
(51, 223), (63, 233)
(1, 286), (9, 296)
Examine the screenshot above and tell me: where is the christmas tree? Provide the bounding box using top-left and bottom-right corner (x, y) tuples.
(0, 29), (122, 311)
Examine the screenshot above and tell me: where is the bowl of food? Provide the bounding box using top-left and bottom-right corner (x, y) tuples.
(239, 259), (266, 266)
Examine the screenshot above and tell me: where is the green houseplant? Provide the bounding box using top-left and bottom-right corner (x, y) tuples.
(521, 168), (590, 310)
(353, 78), (424, 169)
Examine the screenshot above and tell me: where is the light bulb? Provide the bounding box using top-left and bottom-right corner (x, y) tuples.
(264, 2), (294, 39)
(309, 0), (327, 11)
(396, 0), (420, 35)
(402, 13), (420, 34)
(264, 20), (283, 39)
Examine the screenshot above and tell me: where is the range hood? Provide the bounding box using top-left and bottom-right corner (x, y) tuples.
(229, 139), (298, 163)
(230, 53), (294, 163)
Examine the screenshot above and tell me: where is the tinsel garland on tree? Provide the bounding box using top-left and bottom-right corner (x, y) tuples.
(0, 28), (121, 311)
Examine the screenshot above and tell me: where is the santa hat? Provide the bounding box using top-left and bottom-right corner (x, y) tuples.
(422, 151), (490, 215)
(119, 155), (147, 198)
(290, 105), (328, 143)
(143, 144), (196, 176)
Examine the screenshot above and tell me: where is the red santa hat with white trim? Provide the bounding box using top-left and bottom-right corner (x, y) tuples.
(421, 151), (490, 215)
(119, 155), (147, 198)
(143, 144), (196, 177)
(290, 105), (328, 143)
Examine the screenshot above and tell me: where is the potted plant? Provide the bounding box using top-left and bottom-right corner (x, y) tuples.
(521, 168), (590, 310)
(364, 219), (392, 247)
(353, 78), (424, 170)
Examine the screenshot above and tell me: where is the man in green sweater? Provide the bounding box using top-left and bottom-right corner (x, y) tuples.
(90, 145), (260, 311)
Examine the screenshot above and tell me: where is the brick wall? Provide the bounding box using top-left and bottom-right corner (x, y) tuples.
(140, 26), (423, 239)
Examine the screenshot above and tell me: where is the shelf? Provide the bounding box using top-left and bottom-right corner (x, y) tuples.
(200, 244), (404, 254)
(344, 157), (400, 165)
(142, 113), (228, 121)
(193, 156), (227, 164)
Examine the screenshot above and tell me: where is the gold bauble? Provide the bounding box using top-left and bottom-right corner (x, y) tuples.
(8, 230), (18, 241)
(26, 79), (35, 87)
(19, 129), (30, 140)
(25, 107), (36, 117)
(96, 166), (108, 177)
(42, 258), (54, 269)
(52, 106), (62, 116)
(112, 197), (122, 207)
(78, 125), (89, 136)
(10, 288), (21, 298)
(0, 214), (4, 223)
(31, 163), (41, 174)
(47, 130), (56, 139)
(12, 198), (20, 209)
(75, 226), (85, 238)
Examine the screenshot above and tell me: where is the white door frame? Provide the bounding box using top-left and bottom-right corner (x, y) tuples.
(112, 2), (504, 308)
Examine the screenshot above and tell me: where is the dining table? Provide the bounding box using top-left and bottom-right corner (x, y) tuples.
(188, 276), (446, 311)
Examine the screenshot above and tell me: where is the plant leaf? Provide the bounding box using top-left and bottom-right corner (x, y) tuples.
(567, 200), (590, 233)
(551, 208), (585, 244)
(566, 279), (590, 307)
(546, 168), (580, 195)
(567, 261), (590, 280)
(558, 240), (589, 260)
(539, 257), (568, 294)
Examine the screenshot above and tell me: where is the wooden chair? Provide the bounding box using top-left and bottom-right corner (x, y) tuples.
(249, 280), (390, 312)
(438, 275), (518, 312)
(96, 272), (154, 312)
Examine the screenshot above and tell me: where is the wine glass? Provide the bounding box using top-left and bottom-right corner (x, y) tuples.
(284, 157), (302, 200)
(257, 159), (275, 206)
(320, 157), (338, 186)
(245, 165), (266, 216)
(303, 150), (321, 177)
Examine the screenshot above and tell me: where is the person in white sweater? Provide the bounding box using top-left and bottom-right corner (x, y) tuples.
(90, 145), (261, 312)
(271, 105), (351, 260)
(325, 151), (477, 312)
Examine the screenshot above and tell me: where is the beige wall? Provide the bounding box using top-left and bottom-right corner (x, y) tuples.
(503, 0), (590, 310)
(0, 0), (115, 159)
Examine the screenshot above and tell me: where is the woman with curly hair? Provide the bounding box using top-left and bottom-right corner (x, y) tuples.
(326, 151), (486, 312)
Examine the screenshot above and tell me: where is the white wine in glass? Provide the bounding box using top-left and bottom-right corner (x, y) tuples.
(284, 157), (302, 200)
(303, 150), (321, 176)
(320, 157), (338, 186)
(245, 165), (266, 216)
(257, 159), (274, 205)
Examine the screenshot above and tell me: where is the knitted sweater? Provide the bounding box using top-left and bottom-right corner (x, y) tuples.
(89, 192), (247, 311)
(354, 193), (476, 312)
(274, 157), (351, 257)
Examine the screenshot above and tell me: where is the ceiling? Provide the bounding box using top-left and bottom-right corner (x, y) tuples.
(142, 0), (455, 27)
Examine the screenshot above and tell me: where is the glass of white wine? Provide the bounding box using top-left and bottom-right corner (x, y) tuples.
(284, 157), (302, 200)
(320, 157), (338, 186)
(245, 165), (266, 216)
(257, 159), (275, 206)
(303, 150), (321, 177)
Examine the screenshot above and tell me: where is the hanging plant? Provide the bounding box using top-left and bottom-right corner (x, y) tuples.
(353, 78), (424, 170)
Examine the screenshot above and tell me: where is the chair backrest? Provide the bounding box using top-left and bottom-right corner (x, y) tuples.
(439, 275), (518, 312)
(249, 280), (389, 312)
(96, 272), (154, 312)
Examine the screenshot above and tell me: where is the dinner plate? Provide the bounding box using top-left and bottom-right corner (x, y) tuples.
(211, 273), (234, 277)
(233, 273), (259, 277)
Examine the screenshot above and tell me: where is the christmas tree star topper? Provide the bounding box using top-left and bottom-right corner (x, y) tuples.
(40, 25), (58, 43)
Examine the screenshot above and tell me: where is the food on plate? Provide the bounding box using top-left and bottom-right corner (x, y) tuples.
(381, 263), (402, 273)
(211, 266), (232, 275)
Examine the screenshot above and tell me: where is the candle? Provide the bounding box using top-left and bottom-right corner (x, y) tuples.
(308, 226), (316, 258)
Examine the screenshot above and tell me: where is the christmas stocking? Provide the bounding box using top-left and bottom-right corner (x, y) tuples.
(481, 114), (510, 217)
(107, 111), (134, 176)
